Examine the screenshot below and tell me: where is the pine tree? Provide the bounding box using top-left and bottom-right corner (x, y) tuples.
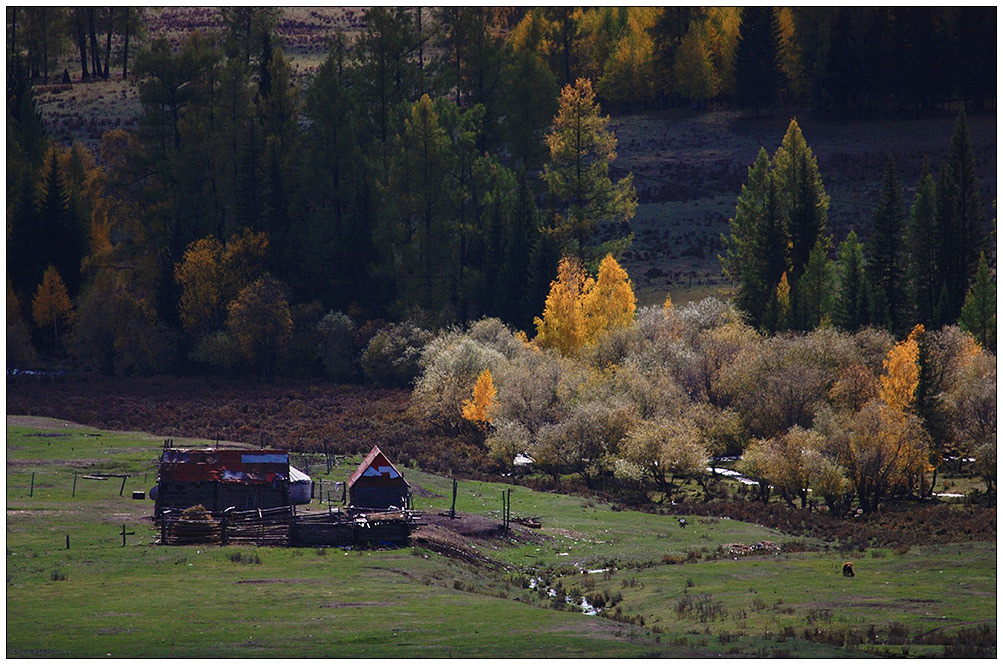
(867, 157), (907, 333)
(905, 167), (939, 326)
(834, 231), (866, 329)
(959, 253), (996, 350)
(733, 6), (781, 115)
(936, 108), (986, 323)
(543, 78), (637, 260)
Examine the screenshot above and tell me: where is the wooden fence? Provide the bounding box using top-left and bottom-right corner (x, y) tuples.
(157, 506), (420, 547)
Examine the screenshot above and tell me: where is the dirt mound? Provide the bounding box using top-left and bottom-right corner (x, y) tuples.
(411, 511), (548, 569)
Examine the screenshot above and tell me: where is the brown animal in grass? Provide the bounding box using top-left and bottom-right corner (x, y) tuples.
(842, 562), (854, 577)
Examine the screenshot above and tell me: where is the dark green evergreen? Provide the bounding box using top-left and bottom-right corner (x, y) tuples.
(905, 166), (939, 326)
(796, 238), (834, 330)
(733, 6), (781, 115)
(959, 253), (996, 351)
(834, 231), (866, 330)
(936, 108), (986, 324)
(867, 157), (907, 333)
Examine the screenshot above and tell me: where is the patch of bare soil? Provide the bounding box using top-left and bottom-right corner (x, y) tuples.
(412, 511), (547, 569)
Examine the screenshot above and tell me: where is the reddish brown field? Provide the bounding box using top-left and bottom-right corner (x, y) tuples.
(6, 376), (487, 477)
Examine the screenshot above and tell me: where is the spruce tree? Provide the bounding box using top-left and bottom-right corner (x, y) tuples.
(904, 166), (939, 326)
(723, 148), (789, 330)
(796, 238), (834, 330)
(936, 108), (986, 323)
(867, 157), (907, 333)
(733, 6), (781, 116)
(834, 231), (866, 330)
(772, 119), (829, 290)
(959, 253), (996, 350)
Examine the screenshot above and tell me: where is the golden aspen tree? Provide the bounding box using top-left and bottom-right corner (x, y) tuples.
(534, 256), (591, 355)
(582, 253), (636, 341)
(462, 368), (497, 425)
(662, 292), (674, 314)
(879, 324), (923, 411)
(226, 275), (293, 380)
(174, 236), (224, 334)
(32, 264), (74, 352)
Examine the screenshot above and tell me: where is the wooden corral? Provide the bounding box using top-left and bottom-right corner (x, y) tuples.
(157, 505), (421, 547)
(153, 447), (310, 516)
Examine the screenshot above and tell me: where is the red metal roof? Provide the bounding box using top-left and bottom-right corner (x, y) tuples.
(347, 445), (407, 488)
(159, 449), (290, 485)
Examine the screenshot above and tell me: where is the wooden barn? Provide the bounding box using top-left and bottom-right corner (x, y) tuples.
(347, 446), (409, 510)
(153, 448), (312, 516)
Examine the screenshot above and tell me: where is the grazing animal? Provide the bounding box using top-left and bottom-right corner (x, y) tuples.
(842, 562), (854, 577)
(678, 518), (687, 528)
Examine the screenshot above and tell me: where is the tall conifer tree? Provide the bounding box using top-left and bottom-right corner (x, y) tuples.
(834, 231), (866, 330)
(733, 6), (781, 115)
(936, 108), (985, 323)
(904, 166), (939, 326)
(867, 157), (907, 333)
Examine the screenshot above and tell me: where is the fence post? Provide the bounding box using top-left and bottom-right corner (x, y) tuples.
(122, 524), (127, 547)
(65, 534), (70, 550)
(119, 476), (128, 497)
(30, 472), (34, 498)
(72, 470), (77, 498)
(450, 479), (457, 518)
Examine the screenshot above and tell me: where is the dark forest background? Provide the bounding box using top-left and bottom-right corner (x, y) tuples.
(6, 7), (996, 380)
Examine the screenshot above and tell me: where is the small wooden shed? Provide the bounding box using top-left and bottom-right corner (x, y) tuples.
(347, 446), (409, 510)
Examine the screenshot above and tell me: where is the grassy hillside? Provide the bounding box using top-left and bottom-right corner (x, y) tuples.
(6, 417), (995, 657)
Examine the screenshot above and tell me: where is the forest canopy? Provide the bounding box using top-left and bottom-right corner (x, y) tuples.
(6, 6), (996, 381)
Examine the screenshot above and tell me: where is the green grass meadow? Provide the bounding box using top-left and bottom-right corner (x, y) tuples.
(6, 418), (995, 657)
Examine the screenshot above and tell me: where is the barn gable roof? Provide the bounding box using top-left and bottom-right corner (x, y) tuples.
(347, 445), (407, 488)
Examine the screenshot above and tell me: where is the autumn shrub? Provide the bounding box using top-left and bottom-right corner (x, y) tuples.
(413, 332), (506, 431)
(6, 317), (38, 369)
(70, 272), (175, 376)
(316, 310), (358, 382)
(360, 321), (432, 388)
(190, 331), (245, 372)
(279, 301), (325, 379)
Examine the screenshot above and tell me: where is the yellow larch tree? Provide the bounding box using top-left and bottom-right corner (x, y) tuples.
(535, 254), (637, 355)
(462, 368), (497, 426)
(662, 292), (674, 315)
(534, 256), (592, 355)
(879, 324), (923, 411)
(582, 254), (636, 341)
(32, 264), (74, 352)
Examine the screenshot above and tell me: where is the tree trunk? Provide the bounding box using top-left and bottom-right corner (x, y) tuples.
(104, 7), (113, 79)
(88, 8), (103, 79)
(122, 10), (130, 79)
(75, 10), (89, 80)
(41, 7), (48, 84)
